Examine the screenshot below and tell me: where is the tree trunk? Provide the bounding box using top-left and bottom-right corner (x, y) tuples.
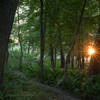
(77, 38), (81, 69)
(68, 55), (71, 65)
(63, 0), (87, 84)
(27, 45), (30, 55)
(58, 29), (65, 68)
(18, 36), (23, 71)
(17, 7), (23, 71)
(71, 56), (74, 69)
(54, 48), (57, 67)
(0, 0), (18, 88)
(81, 54), (84, 69)
(81, 40), (85, 69)
(50, 43), (55, 67)
(60, 45), (65, 68)
(71, 47), (74, 69)
(40, 0), (45, 82)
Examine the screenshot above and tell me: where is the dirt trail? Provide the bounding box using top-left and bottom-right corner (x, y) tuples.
(14, 71), (81, 100)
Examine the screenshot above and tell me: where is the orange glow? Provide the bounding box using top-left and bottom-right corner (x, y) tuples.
(88, 47), (95, 56)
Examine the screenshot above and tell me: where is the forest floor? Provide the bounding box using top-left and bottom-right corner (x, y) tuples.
(6, 70), (80, 100)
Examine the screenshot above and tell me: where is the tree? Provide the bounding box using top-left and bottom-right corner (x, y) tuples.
(63, 0), (87, 84)
(17, 6), (23, 71)
(0, 0), (18, 88)
(40, 0), (45, 82)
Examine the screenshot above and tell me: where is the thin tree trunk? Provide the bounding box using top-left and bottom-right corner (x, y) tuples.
(58, 30), (65, 68)
(71, 47), (75, 69)
(60, 45), (65, 68)
(77, 38), (81, 69)
(68, 55), (71, 65)
(81, 53), (84, 69)
(27, 45), (30, 55)
(71, 49), (74, 69)
(17, 7), (23, 71)
(50, 43), (55, 67)
(71, 56), (74, 69)
(0, 0), (18, 88)
(63, 0), (87, 84)
(40, 0), (45, 82)
(54, 48), (57, 67)
(81, 40), (85, 69)
(18, 36), (23, 71)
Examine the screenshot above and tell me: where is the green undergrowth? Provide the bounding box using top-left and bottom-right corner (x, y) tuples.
(25, 63), (100, 100)
(7, 53), (100, 100)
(65, 70), (100, 100)
(0, 68), (62, 100)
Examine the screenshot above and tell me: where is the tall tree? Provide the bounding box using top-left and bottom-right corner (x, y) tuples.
(50, 43), (55, 67)
(40, 0), (45, 82)
(0, 0), (18, 87)
(63, 0), (87, 83)
(17, 6), (23, 71)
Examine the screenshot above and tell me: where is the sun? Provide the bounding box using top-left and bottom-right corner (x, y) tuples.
(88, 47), (95, 56)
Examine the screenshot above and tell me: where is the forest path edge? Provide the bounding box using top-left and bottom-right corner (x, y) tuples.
(13, 70), (81, 100)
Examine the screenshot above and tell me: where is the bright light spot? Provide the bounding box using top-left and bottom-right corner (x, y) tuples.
(88, 47), (95, 56)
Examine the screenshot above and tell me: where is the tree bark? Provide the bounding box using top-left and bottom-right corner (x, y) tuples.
(40, 0), (45, 82)
(17, 7), (23, 72)
(18, 34), (23, 71)
(77, 38), (81, 69)
(81, 40), (85, 69)
(58, 29), (65, 68)
(50, 43), (55, 67)
(71, 56), (74, 69)
(27, 45), (30, 55)
(0, 0), (18, 88)
(60, 44), (65, 68)
(54, 48), (57, 67)
(81, 54), (84, 69)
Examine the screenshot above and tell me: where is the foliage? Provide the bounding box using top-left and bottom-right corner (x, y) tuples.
(7, 50), (100, 100)
(5, 0), (100, 100)
(65, 70), (100, 100)
(0, 67), (61, 100)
